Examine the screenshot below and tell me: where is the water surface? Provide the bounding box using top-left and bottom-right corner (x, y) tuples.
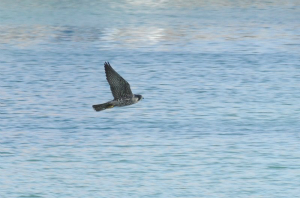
(1, 1), (300, 197)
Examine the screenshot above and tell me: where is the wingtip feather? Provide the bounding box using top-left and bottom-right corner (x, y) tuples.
(104, 62), (111, 67)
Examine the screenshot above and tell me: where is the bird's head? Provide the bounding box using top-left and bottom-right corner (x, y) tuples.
(135, 94), (144, 101)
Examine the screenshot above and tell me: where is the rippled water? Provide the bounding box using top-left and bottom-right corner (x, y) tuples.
(1, 1), (300, 197)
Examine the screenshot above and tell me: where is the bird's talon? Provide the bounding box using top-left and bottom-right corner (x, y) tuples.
(107, 104), (114, 108)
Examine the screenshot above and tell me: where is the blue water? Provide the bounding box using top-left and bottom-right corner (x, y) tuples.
(1, 1), (300, 197)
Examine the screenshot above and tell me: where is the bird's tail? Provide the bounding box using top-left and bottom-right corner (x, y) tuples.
(92, 102), (114, 112)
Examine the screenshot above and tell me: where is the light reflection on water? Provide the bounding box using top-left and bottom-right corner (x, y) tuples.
(1, 0), (300, 197)
(0, 24), (298, 54)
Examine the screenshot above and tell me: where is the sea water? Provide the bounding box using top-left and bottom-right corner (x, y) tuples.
(1, 1), (300, 197)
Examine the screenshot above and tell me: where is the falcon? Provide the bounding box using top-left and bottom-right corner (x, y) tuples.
(92, 62), (143, 111)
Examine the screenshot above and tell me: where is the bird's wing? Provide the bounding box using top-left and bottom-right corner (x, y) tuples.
(104, 62), (133, 99)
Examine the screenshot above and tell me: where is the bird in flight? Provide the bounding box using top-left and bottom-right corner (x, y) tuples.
(92, 62), (143, 112)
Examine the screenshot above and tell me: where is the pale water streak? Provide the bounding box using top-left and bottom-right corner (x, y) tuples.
(1, 0), (300, 197)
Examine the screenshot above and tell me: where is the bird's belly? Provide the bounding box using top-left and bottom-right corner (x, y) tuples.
(112, 98), (134, 107)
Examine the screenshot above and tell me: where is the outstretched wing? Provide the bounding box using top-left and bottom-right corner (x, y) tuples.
(104, 62), (133, 99)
